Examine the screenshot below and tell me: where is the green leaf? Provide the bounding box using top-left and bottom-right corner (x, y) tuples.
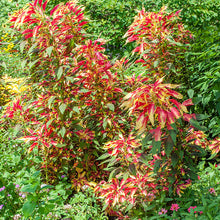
(207, 153), (217, 160)
(171, 152), (179, 167)
(28, 59), (39, 69)
(150, 140), (161, 155)
(153, 160), (161, 173)
(196, 114), (210, 120)
(57, 66), (63, 80)
(56, 144), (66, 148)
(32, 171), (41, 178)
(167, 36), (183, 46)
(102, 75), (109, 79)
(165, 135), (174, 157)
(189, 118), (207, 131)
(108, 168), (120, 181)
(101, 158), (113, 167)
(187, 89), (194, 98)
(107, 103), (115, 111)
(142, 133), (152, 147)
(79, 88), (89, 93)
(94, 140), (100, 146)
(129, 164), (136, 175)
(125, 203), (133, 212)
(102, 203), (108, 212)
(179, 150), (184, 159)
(44, 203), (55, 213)
(65, 76), (75, 83)
(153, 59), (160, 68)
(48, 96), (56, 106)
(107, 158), (118, 168)
(22, 201), (36, 217)
(143, 203), (156, 211)
(170, 123), (177, 131)
(38, 206), (46, 215)
(41, 185), (54, 190)
(21, 184), (38, 193)
(20, 41), (27, 54)
(34, 156), (43, 163)
(72, 106), (80, 114)
(123, 172), (129, 181)
(217, 102), (220, 115)
(46, 46), (53, 57)
(21, 60), (27, 70)
(169, 129), (177, 144)
(28, 43), (38, 55)
(46, 119), (54, 128)
(59, 126), (66, 138)
(0, 62), (7, 69)
(139, 154), (149, 165)
(97, 153), (110, 160)
(201, 193), (207, 206)
(59, 103), (67, 115)
(13, 125), (21, 136)
(192, 97), (202, 105)
(103, 118), (108, 129)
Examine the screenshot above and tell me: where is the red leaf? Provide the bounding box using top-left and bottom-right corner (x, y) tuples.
(158, 108), (167, 128)
(170, 99), (182, 110)
(75, 9), (82, 15)
(33, 25), (41, 37)
(50, 5), (59, 16)
(150, 126), (162, 141)
(65, 35), (74, 40)
(10, 17), (18, 22)
(167, 89), (183, 99)
(42, 0), (48, 10)
(24, 33), (33, 39)
(175, 10), (181, 16)
(167, 111), (175, 124)
(182, 99), (194, 106)
(22, 29), (33, 35)
(78, 21), (87, 26)
(127, 35), (138, 42)
(154, 77), (164, 86)
(170, 107), (181, 119)
(133, 46), (140, 53)
(39, 0), (42, 7)
(113, 88), (123, 93)
(34, 0), (38, 7)
(29, 142), (38, 152)
(21, 136), (38, 142)
(183, 113), (196, 122)
(135, 59), (145, 64)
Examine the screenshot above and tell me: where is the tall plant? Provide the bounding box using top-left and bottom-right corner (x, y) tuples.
(6, 0), (128, 187)
(95, 7), (208, 218)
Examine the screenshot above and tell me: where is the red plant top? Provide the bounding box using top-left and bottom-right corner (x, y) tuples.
(124, 7), (191, 78)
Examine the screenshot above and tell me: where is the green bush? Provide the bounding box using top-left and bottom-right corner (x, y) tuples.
(0, 128), (107, 219)
(77, 0), (164, 57)
(0, 0), (30, 78)
(0, 0), (29, 35)
(160, 0), (220, 137)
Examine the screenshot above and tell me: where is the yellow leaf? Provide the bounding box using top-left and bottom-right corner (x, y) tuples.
(88, 181), (97, 187)
(76, 167), (83, 174)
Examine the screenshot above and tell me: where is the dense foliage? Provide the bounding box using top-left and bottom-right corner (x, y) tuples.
(74, 0), (220, 137)
(0, 0), (219, 219)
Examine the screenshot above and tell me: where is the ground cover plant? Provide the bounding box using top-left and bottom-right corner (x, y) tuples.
(0, 0), (219, 219)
